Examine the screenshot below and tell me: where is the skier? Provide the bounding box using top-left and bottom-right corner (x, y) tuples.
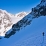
(42, 32), (44, 36)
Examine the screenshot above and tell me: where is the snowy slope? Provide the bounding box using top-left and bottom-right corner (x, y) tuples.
(4, 0), (46, 38)
(13, 16), (46, 46)
(1, 15), (46, 46)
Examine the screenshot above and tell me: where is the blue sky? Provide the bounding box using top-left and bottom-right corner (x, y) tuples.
(0, 0), (40, 14)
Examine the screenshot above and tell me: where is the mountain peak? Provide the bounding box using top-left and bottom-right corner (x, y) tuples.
(0, 9), (7, 14)
(15, 12), (28, 17)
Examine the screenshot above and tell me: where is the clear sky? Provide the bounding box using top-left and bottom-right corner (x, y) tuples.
(0, 0), (40, 14)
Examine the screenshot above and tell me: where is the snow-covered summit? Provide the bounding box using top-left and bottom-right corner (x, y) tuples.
(15, 12), (28, 17)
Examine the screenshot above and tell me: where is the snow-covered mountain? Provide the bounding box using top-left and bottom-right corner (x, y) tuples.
(0, 9), (27, 37)
(0, 0), (46, 38)
(4, 0), (46, 38)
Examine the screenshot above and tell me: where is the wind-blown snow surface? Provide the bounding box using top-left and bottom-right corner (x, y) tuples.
(13, 16), (46, 46)
(0, 16), (46, 46)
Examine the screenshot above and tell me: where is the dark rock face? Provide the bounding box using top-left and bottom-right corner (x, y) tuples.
(41, 0), (45, 2)
(0, 37), (2, 39)
(4, 31), (16, 38)
(31, 1), (46, 18)
(12, 18), (32, 31)
(40, 8), (46, 15)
